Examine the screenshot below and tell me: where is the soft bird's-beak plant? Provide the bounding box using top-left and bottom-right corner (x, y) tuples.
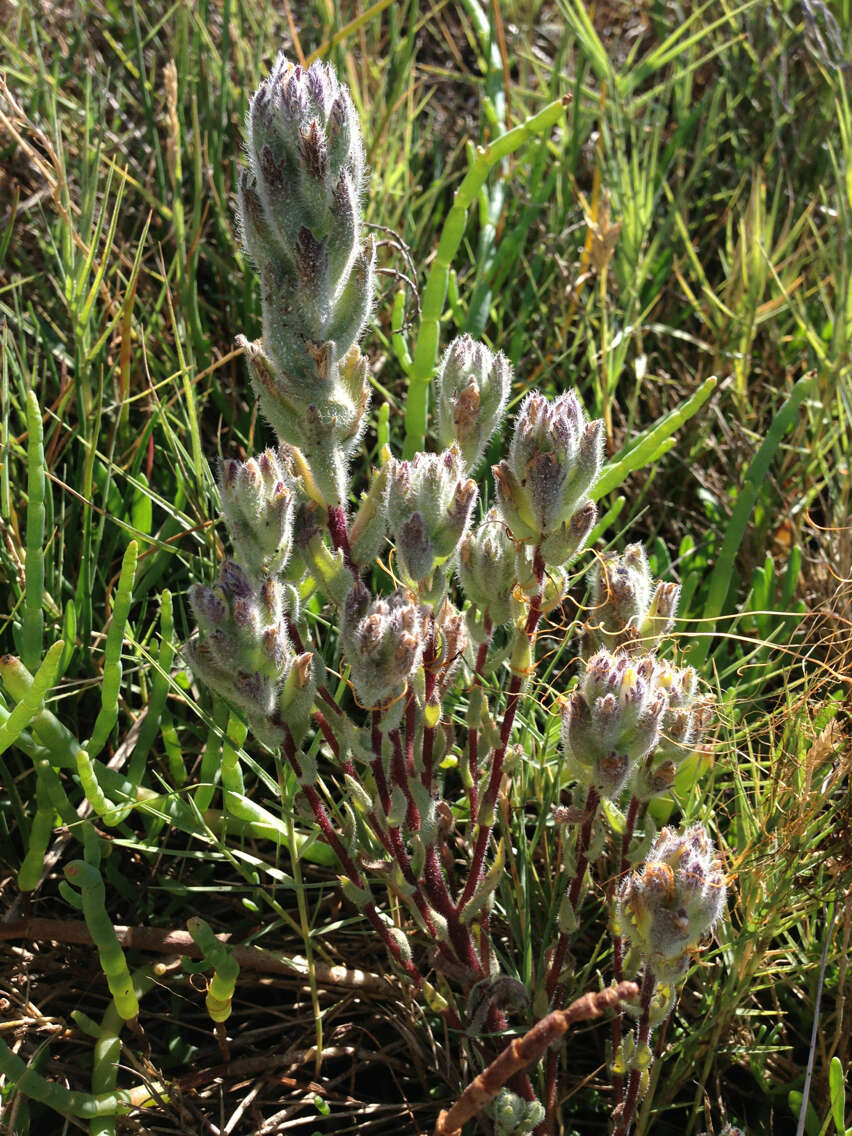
(0, 51), (729, 1135)
(180, 54), (729, 1135)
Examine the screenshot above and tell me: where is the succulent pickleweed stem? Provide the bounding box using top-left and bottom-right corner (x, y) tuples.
(460, 552), (545, 910)
(613, 969), (656, 1136)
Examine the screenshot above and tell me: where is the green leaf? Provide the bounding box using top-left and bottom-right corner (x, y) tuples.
(830, 1056), (846, 1134)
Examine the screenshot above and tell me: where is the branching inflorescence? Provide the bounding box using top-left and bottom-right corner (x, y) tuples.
(185, 54), (728, 1135)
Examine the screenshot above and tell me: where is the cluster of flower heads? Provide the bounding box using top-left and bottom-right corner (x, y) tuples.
(583, 542), (681, 657)
(616, 824), (727, 982)
(493, 390), (602, 565)
(340, 583), (424, 709)
(434, 334), (511, 471)
(562, 649), (714, 801)
(187, 559), (315, 745)
(219, 447), (295, 579)
(386, 446), (478, 593)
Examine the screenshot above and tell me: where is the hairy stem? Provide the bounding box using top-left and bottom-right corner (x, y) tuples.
(326, 503), (357, 576)
(460, 553), (545, 910)
(613, 969), (656, 1136)
(281, 726), (424, 989)
(611, 793), (641, 1105)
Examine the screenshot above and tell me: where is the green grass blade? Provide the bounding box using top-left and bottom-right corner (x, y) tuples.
(402, 96), (568, 457)
(593, 377), (717, 500)
(86, 541), (138, 760)
(22, 389), (46, 670)
(689, 374), (816, 668)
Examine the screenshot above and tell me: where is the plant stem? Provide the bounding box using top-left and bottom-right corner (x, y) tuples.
(434, 982), (638, 1136)
(389, 725), (420, 829)
(613, 968), (656, 1136)
(466, 619), (493, 831)
(539, 785), (601, 1135)
(326, 503), (357, 576)
(460, 553), (545, 910)
(611, 793), (641, 1105)
(280, 726), (424, 989)
(545, 785), (601, 1002)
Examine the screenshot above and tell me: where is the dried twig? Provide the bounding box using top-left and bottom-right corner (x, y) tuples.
(434, 982), (639, 1136)
(0, 918), (394, 994)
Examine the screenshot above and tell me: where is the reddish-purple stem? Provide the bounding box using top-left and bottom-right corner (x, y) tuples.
(280, 727), (423, 988)
(545, 785), (600, 1002)
(611, 792), (640, 1106)
(389, 726), (420, 830)
(613, 969), (655, 1136)
(404, 691), (417, 778)
(539, 785), (601, 1136)
(459, 555), (545, 910)
(466, 621), (492, 826)
(326, 503), (357, 576)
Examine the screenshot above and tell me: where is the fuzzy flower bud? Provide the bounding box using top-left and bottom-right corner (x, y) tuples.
(341, 583), (424, 707)
(186, 560), (317, 739)
(616, 823), (726, 982)
(652, 660), (715, 766)
(561, 650), (669, 798)
(494, 390), (603, 561)
(219, 449), (295, 580)
(490, 1088), (545, 1136)
(243, 57), (369, 365)
(458, 508), (518, 625)
(434, 335), (511, 470)
(386, 446), (478, 588)
(348, 464), (390, 567)
(432, 598), (469, 701)
(585, 544), (681, 657)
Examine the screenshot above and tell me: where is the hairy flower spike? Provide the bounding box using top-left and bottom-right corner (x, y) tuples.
(435, 335), (511, 470)
(341, 583), (424, 708)
(617, 823), (726, 982)
(386, 447), (478, 592)
(458, 508), (518, 625)
(494, 390), (603, 563)
(237, 55), (374, 504)
(562, 650), (669, 798)
(585, 543), (682, 656)
(219, 449), (295, 580)
(186, 560), (314, 741)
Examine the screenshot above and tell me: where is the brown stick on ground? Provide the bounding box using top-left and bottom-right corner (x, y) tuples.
(434, 981), (639, 1136)
(0, 918), (393, 994)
